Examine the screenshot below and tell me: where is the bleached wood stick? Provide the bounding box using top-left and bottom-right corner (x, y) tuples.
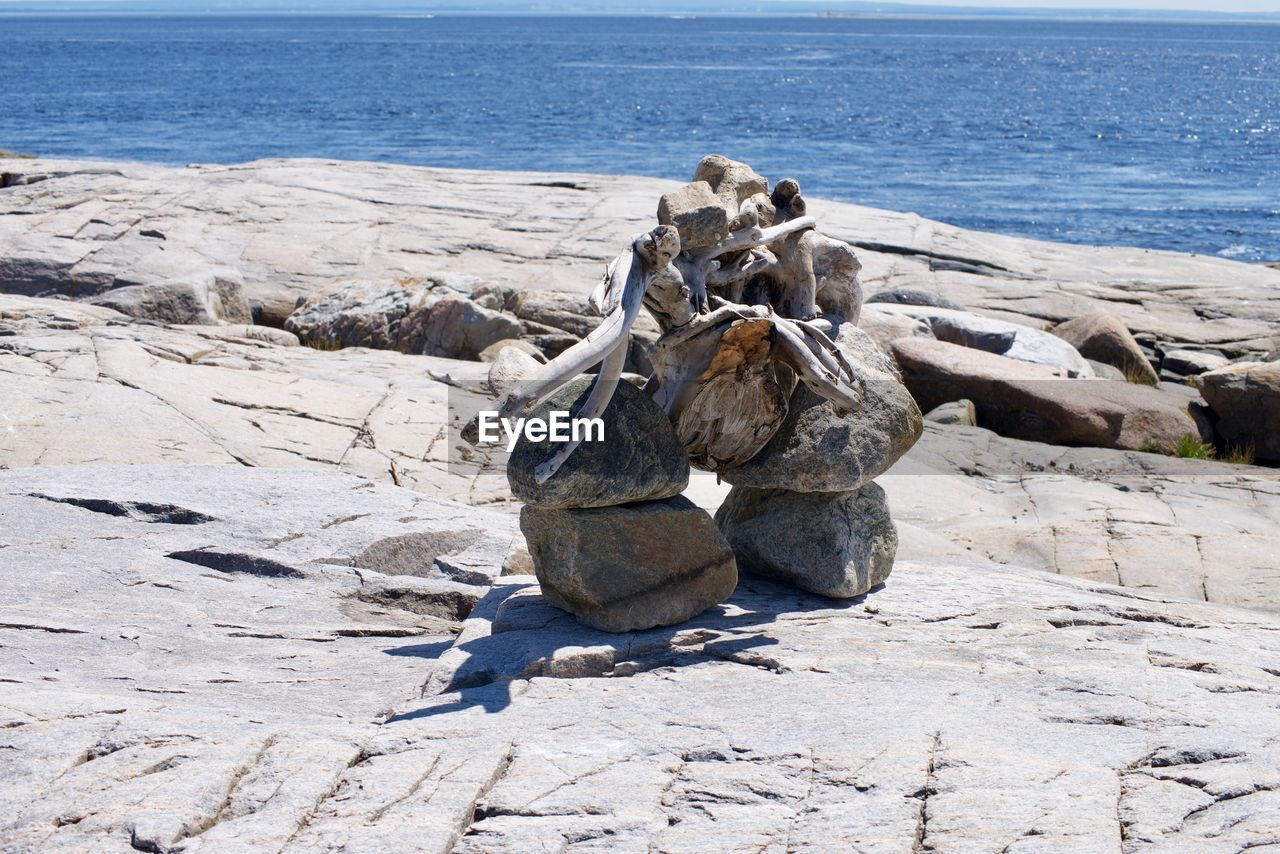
(704, 216), (816, 260)
(772, 320), (864, 413)
(500, 231), (659, 420)
(533, 336), (628, 484)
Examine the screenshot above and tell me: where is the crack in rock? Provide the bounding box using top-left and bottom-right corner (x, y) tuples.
(165, 549), (305, 579)
(27, 493), (216, 525)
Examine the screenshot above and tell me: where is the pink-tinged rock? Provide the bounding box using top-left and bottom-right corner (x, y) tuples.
(892, 337), (1209, 452)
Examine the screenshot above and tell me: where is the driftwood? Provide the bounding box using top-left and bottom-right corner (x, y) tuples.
(496, 164), (869, 482)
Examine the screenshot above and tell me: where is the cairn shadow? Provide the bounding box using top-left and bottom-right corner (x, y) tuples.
(383, 576), (879, 723)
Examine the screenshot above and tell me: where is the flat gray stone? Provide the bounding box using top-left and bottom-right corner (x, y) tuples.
(856, 303), (935, 354)
(1086, 357), (1127, 381)
(877, 303), (1095, 377)
(1163, 348), (1230, 376)
(866, 286), (964, 311)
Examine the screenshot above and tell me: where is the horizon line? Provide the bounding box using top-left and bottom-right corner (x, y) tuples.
(1, 6), (1279, 18)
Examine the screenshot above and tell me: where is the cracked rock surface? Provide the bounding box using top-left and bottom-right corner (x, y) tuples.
(0, 294), (511, 508)
(2, 464), (1279, 851)
(3, 295), (1279, 612)
(3, 156), (1279, 354)
(880, 424), (1280, 614)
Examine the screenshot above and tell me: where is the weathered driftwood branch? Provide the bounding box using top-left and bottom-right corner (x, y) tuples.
(499, 228), (673, 423)
(676, 215), (818, 315)
(497, 226), (678, 484)
(487, 158), (867, 481)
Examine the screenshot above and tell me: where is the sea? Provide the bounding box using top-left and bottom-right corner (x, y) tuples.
(1, 14), (1277, 261)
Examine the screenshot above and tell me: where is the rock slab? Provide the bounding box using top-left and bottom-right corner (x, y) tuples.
(88, 270), (251, 326)
(874, 303), (1094, 377)
(924, 398), (978, 426)
(519, 496), (738, 632)
(1162, 348), (1230, 377)
(3, 465), (1280, 851)
(5, 155), (1280, 356)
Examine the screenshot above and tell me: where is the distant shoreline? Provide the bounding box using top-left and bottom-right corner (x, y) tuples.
(1, 10), (1279, 24)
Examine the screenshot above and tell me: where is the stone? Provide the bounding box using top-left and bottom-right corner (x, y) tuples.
(1086, 358), (1126, 381)
(924, 399), (977, 426)
(506, 289), (599, 339)
(1197, 360), (1280, 461)
(521, 329), (581, 360)
(939, 308), (1094, 377)
(503, 289), (658, 375)
(419, 295), (525, 361)
(478, 337), (546, 363)
(1163, 348), (1229, 376)
(284, 277), (475, 352)
(1053, 311), (1159, 384)
(691, 154), (768, 213)
(500, 542), (535, 576)
(892, 337), (1210, 452)
(884, 421), (1280, 613)
(715, 482), (897, 598)
(656, 181), (730, 250)
(872, 303), (1093, 377)
(855, 304), (934, 354)
(507, 376), (689, 509)
(723, 324), (923, 492)
(866, 287), (963, 311)
(519, 496), (737, 632)
(174, 323), (301, 347)
(486, 345), (543, 400)
(87, 269), (251, 325)
(470, 280), (518, 311)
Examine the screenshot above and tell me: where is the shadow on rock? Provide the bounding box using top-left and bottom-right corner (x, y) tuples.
(384, 577), (877, 722)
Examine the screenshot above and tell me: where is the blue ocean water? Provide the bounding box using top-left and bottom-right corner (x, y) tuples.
(1, 14), (1277, 260)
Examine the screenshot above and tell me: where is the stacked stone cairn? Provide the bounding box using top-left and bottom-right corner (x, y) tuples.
(498, 155), (922, 631)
